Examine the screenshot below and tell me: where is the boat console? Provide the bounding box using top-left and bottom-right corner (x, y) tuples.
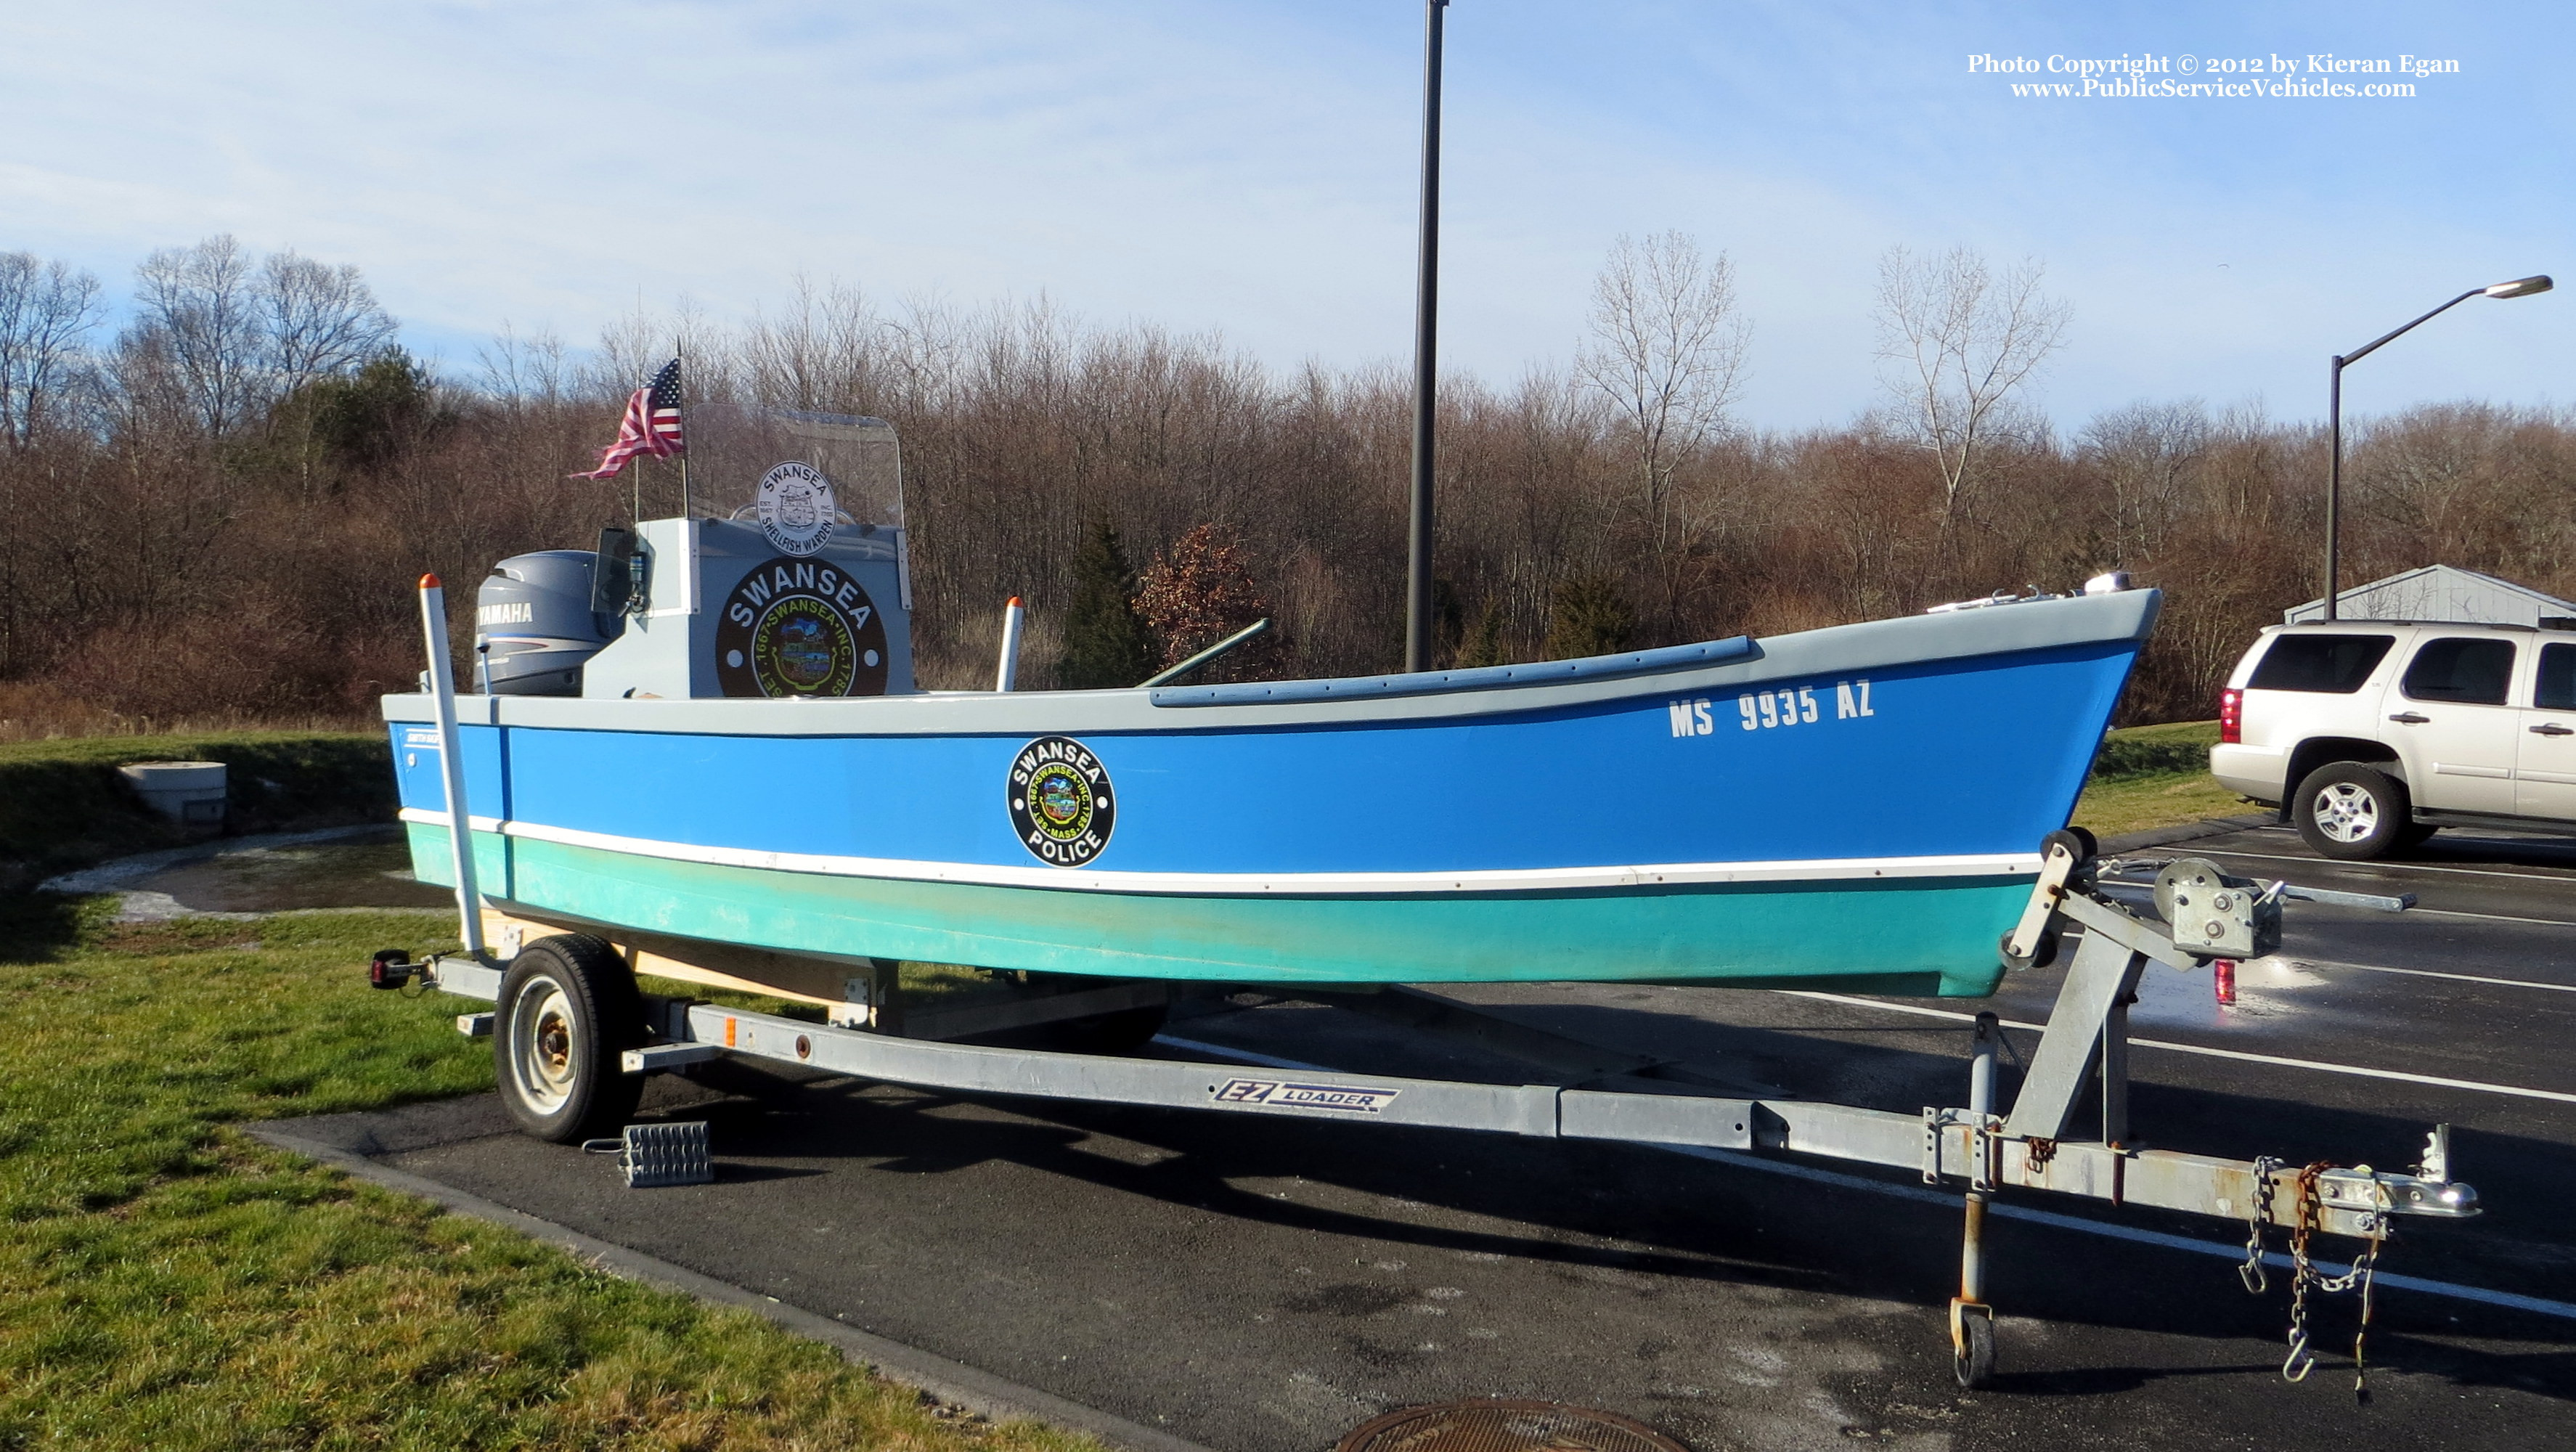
(472, 408), (916, 701)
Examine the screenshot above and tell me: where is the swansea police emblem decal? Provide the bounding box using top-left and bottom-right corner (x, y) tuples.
(716, 556), (890, 698)
(1008, 737), (1115, 866)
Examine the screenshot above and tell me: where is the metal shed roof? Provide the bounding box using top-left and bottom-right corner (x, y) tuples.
(2286, 564), (2576, 626)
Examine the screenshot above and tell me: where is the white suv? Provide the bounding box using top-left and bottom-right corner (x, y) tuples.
(2211, 619), (2576, 859)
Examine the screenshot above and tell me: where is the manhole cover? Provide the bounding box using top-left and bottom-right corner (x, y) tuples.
(1335, 1400), (1690, 1452)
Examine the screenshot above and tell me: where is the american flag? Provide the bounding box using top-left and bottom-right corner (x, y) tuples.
(569, 359), (685, 479)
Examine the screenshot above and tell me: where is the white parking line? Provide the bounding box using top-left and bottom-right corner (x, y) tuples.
(1780, 992), (2576, 1104)
(2400, 905), (2576, 929)
(2287, 958), (2576, 994)
(1153, 1035), (2576, 1323)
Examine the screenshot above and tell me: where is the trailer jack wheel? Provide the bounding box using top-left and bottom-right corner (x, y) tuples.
(1951, 1300), (1996, 1389)
(496, 934), (645, 1143)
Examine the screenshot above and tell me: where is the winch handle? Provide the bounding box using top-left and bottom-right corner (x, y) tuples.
(2272, 881), (2415, 913)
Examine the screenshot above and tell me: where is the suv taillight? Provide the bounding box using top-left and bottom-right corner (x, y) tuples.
(2219, 687), (2242, 745)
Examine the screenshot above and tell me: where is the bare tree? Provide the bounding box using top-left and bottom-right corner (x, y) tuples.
(475, 321), (572, 413)
(741, 277), (883, 412)
(2080, 399), (2209, 561)
(131, 235), (265, 434)
(260, 250), (396, 390)
(0, 252), (103, 446)
(126, 235), (399, 436)
(1873, 245), (2068, 522)
(1576, 232), (1748, 552)
(35, 229), (2576, 733)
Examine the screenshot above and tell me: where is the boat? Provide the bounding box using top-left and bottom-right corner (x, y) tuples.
(387, 413), (2157, 1002)
(369, 430), (2509, 1406)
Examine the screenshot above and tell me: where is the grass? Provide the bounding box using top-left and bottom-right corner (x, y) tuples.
(0, 731), (396, 889)
(2071, 719), (2261, 839)
(0, 894), (1099, 1452)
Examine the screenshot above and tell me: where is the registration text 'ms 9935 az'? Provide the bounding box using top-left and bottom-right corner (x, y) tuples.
(1666, 680), (1875, 738)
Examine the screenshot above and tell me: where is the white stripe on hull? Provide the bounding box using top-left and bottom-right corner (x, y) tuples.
(400, 808), (2042, 897)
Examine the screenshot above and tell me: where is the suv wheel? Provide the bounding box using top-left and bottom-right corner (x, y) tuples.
(2294, 762), (2411, 861)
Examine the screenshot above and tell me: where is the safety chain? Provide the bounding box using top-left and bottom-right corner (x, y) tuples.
(2281, 1161), (2386, 1403)
(2238, 1155), (2281, 1294)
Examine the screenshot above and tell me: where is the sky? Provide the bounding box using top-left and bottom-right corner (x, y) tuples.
(3, 0), (2567, 431)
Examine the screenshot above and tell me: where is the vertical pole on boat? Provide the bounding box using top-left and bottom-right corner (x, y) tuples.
(419, 574), (488, 960)
(995, 595), (1026, 691)
(1952, 1011), (1999, 1386)
(1403, 0), (1447, 673)
(675, 338), (692, 521)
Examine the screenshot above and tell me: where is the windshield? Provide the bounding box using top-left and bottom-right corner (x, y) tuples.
(685, 404), (903, 530)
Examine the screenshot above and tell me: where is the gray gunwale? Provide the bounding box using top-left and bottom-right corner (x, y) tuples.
(384, 590), (2158, 736)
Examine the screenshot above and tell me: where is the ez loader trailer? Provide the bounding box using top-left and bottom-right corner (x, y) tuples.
(375, 575), (2480, 1391)
(375, 825), (2479, 1391)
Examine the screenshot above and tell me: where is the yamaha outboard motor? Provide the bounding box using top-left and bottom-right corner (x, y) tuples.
(476, 550), (624, 695)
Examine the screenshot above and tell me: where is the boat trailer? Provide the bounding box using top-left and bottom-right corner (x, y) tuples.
(376, 831), (2475, 1392)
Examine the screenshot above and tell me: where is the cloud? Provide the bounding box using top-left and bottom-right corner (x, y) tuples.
(4, 0), (2564, 428)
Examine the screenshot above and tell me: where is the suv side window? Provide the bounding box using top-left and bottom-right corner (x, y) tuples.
(2401, 637), (2516, 705)
(2248, 633), (2394, 693)
(2539, 643), (2576, 711)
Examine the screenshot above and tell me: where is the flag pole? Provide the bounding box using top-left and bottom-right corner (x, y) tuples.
(675, 338), (691, 520)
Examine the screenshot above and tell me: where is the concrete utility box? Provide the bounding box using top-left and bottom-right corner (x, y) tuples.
(121, 760), (227, 827)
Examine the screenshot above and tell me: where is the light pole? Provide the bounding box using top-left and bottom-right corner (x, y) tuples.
(1405, 0), (1448, 672)
(2321, 274), (2551, 620)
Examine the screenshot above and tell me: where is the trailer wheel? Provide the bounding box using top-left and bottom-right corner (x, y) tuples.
(495, 935), (645, 1143)
(1953, 1308), (1996, 1389)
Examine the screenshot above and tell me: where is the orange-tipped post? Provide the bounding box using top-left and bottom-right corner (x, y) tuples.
(995, 595), (1028, 692)
(416, 568), (484, 957)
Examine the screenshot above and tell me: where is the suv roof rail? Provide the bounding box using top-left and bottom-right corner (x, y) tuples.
(2285, 618), (2538, 632)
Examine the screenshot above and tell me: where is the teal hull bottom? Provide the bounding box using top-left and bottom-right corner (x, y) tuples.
(411, 825), (2023, 998)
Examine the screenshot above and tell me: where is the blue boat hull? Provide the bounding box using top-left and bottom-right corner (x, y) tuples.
(389, 591), (2157, 997)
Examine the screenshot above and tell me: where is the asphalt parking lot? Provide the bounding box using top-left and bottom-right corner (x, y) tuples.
(270, 822), (2576, 1452)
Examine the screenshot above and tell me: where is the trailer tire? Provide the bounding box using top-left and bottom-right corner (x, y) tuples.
(1954, 1311), (1996, 1389)
(495, 935), (645, 1143)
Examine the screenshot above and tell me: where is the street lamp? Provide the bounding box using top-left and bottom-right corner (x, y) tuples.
(1405, 0), (1449, 672)
(2321, 274), (2552, 620)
